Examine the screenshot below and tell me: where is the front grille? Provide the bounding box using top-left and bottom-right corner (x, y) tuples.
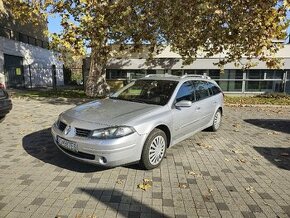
(58, 146), (95, 160)
(76, 128), (91, 137)
(58, 121), (67, 131)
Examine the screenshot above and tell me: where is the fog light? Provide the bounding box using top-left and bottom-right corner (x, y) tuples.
(99, 156), (107, 164)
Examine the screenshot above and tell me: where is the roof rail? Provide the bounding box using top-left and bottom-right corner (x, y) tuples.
(145, 74), (179, 78)
(181, 74), (211, 80)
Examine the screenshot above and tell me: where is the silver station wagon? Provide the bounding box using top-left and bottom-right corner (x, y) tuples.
(51, 75), (224, 169)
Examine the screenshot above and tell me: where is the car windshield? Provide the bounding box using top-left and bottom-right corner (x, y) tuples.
(111, 79), (178, 106)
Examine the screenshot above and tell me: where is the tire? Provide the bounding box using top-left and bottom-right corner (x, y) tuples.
(140, 128), (167, 170)
(210, 109), (222, 132)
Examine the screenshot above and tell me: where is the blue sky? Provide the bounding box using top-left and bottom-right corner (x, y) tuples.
(48, 12), (290, 38)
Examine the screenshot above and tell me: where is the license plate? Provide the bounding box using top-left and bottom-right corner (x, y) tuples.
(57, 136), (78, 152)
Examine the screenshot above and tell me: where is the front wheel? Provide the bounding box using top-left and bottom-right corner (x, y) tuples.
(140, 129), (167, 170)
(210, 109), (222, 132)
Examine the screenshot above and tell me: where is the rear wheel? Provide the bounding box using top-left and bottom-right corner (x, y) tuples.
(140, 129), (167, 170)
(210, 109), (222, 132)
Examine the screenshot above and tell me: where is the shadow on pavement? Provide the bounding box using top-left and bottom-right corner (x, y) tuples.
(22, 128), (107, 173)
(254, 146), (290, 170)
(80, 188), (169, 218)
(244, 119), (290, 134)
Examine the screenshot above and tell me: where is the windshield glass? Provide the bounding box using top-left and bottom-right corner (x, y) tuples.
(111, 79), (178, 106)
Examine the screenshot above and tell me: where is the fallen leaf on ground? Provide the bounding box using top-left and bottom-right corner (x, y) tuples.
(196, 142), (212, 149)
(245, 186), (255, 193)
(188, 171), (196, 176)
(231, 149), (242, 154)
(137, 179), (152, 191)
(237, 159), (246, 163)
(208, 188), (213, 193)
(116, 179), (124, 184)
(234, 129), (239, 132)
(233, 123), (240, 128)
(274, 159), (282, 162)
(224, 158), (230, 162)
(263, 201), (271, 206)
(178, 183), (189, 189)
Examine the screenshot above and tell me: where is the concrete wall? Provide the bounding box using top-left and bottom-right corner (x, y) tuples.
(0, 36), (63, 87)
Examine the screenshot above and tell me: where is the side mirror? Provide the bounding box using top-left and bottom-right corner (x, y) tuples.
(175, 100), (192, 107)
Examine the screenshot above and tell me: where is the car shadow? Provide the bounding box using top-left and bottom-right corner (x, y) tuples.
(79, 188), (169, 217)
(244, 119), (290, 134)
(22, 128), (107, 172)
(253, 146), (290, 170)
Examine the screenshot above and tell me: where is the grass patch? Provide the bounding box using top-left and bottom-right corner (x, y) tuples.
(225, 93), (290, 105)
(10, 88), (90, 99)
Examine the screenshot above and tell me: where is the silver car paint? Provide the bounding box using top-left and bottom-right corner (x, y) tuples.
(51, 77), (223, 166)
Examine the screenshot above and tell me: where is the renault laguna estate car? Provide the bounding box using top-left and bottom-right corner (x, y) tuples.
(51, 75), (224, 169)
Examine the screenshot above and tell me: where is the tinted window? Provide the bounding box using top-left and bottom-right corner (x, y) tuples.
(208, 82), (221, 95)
(193, 81), (210, 101)
(176, 81), (195, 102)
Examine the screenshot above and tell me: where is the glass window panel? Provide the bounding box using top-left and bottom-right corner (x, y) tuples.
(184, 70), (195, 74)
(265, 70), (284, 79)
(245, 81), (283, 92)
(218, 81), (242, 91)
(247, 70), (263, 79)
(209, 70), (220, 79)
(195, 70), (207, 75)
(193, 81), (210, 100)
(176, 81), (195, 102)
(171, 70), (183, 76)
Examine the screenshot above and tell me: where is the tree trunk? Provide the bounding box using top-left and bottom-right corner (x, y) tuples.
(85, 50), (110, 97)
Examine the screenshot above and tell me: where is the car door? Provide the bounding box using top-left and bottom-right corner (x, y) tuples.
(171, 81), (201, 141)
(192, 80), (213, 127)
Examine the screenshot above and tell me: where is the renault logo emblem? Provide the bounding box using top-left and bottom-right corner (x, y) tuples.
(64, 126), (71, 135)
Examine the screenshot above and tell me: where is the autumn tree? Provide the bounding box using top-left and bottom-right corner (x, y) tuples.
(3, 0), (290, 97)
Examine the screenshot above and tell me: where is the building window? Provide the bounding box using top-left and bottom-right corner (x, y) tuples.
(172, 70), (183, 76)
(265, 70), (284, 79)
(247, 70), (263, 79)
(208, 70), (220, 79)
(217, 81), (242, 92)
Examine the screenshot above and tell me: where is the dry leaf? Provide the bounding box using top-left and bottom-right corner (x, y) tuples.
(224, 158), (230, 162)
(196, 142), (212, 149)
(208, 188), (213, 193)
(178, 183), (188, 189)
(237, 159), (246, 163)
(231, 149), (241, 154)
(188, 171), (196, 176)
(263, 201), (271, 206)
(233, 123), (240, 128)
(245, 186), (255, 193)
(137, 179), (152, 191)
(234, 129), (239, 132)
(116, 179), (124, 184)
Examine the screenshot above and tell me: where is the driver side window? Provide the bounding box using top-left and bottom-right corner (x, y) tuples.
(176, 81), (195, 103)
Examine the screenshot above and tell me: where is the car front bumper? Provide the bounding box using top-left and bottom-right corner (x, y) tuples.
(51, 123), (146, 167)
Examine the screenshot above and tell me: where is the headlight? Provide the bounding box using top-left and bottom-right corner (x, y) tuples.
(91, 126), (135, 139)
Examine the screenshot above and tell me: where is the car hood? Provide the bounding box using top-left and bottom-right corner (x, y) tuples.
(63, 98), (160, 126)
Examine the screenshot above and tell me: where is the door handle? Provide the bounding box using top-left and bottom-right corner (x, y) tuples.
(213, 101), (217, 104)
(196, 107), (201, 111)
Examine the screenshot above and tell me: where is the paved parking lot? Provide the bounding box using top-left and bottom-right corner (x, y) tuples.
(0, 98), (290, 218)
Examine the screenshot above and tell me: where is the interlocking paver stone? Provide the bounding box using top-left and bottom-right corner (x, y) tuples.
(1, 98), (290, 217)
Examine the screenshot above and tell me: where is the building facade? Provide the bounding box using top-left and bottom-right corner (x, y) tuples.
(103, 46), (290, 94)
(0, 0), (63, 88)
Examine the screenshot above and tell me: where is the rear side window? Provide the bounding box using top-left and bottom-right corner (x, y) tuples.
(208, 82), (222, 95)
(193, 81), (210, 101)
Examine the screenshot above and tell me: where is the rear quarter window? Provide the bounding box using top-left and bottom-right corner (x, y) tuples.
(208, 82), (222, 95)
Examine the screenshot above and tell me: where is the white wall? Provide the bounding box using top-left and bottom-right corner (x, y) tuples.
(0, 36), (64, 87)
